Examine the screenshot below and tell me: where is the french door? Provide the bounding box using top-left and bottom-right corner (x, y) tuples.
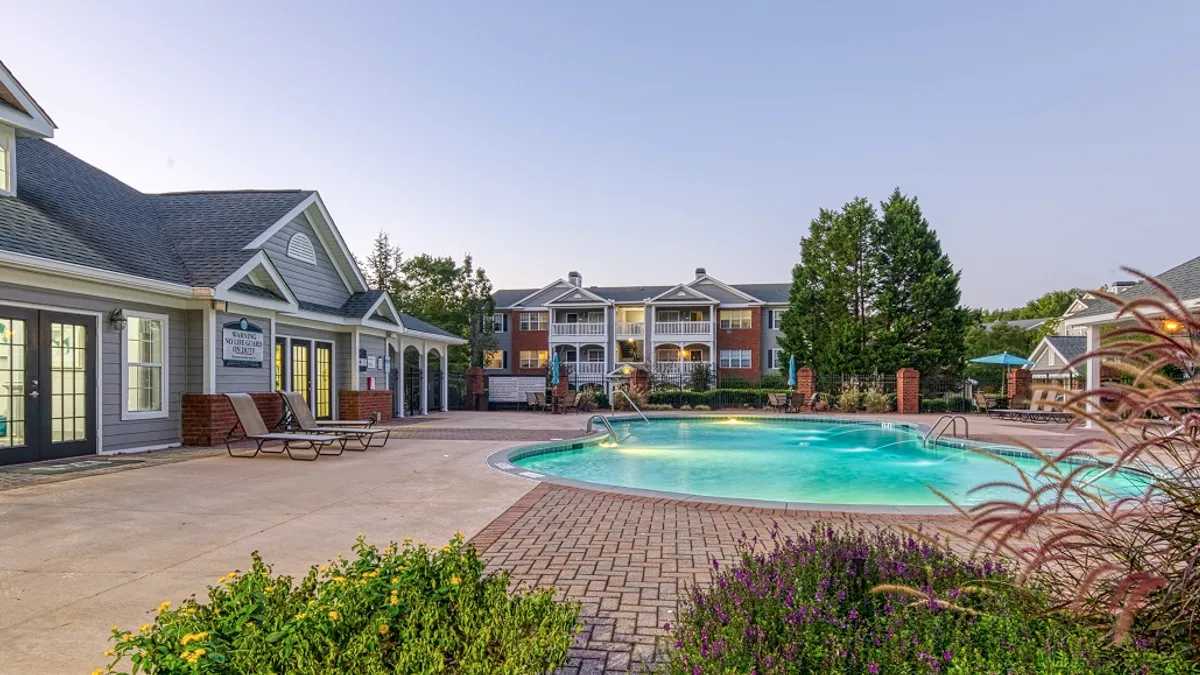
(314, 343), (333, 420)
(282, 337), (334, 419)
(0, 307), (97, 466)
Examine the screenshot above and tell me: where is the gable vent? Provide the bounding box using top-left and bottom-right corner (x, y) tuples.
(286, 233), (317, 264)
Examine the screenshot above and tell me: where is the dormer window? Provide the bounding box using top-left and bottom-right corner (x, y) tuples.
(0, 128), (12, 195)
(286, 232), (317, 264)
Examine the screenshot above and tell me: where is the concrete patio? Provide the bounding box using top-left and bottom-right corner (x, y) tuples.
(0, 410), (1102, 674)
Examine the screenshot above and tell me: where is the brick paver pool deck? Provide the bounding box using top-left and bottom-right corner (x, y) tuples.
(475, 483), (972, 674)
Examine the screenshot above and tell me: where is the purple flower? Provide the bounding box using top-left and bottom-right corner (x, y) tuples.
(868, 665), (879, 674)
(943, 650), (953, 661)
(663, 622), (671, 631)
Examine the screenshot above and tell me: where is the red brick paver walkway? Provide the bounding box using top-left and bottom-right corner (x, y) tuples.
(475, 484), (971, 674)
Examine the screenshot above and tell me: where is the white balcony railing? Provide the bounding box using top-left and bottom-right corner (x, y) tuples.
(551, 322), (606, 337)
(616, 321), (645, 336)
(566, 361), (607, 377)
(654, 321), (712, 336)
(655, 361), (711, 376)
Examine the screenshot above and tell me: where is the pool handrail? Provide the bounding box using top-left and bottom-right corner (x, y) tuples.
(924, 415), (969, 446)
(586, 414), (620, 444)
(611, 390), (649, 422)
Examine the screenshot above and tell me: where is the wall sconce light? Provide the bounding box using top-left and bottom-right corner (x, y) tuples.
(212, 300), (228, 312)
(109, 308), (127, 331)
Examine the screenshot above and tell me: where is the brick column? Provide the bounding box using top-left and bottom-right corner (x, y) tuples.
(339, 390), (393, 422)
(1007, 368), (1032, 403)
(629, 369), (650, 398)
(466, 366), (485, 411)
(795, 367), (814, 401)
(181, 393), (284, 447)
(553, 364), (570, 401)
(896, 368), (921, 414)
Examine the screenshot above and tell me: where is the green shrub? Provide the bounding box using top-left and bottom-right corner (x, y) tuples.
(688, 363), (713, 391)
(693, 404), (710, 411)
(759, 373), (789, 390)
(576, 389), (597, 412)
(947, 394), (973, 412)
(719, 376), (753, 389)
(97, 535), (579, 675)
(643, 403), (672, 411)
(923, 397), (948, 413)
(863, 390), (890, 413)
(837, 387), (862, 412)
(662, 526), (1192, 674)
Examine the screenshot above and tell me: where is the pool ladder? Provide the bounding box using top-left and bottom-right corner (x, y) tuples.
(587, 415), (620, 444)
(924, 415), (969, 446)
(611, 390), (649, 422)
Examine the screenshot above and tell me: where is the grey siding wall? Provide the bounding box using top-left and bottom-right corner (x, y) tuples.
(336, 333), (353, 392)
(0, 281), (188, 452)
(761, 306), (786, 374)
(214, 312), (273, 394)
(518, 283), (572, 307)
(358, 333), (388, 389)
(693, 281), (751, 304)
(260, 212), (351, 309)
(183, 310), (204, 394)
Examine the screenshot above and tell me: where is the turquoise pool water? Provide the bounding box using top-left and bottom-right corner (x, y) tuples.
(511, 417), (1144, 506)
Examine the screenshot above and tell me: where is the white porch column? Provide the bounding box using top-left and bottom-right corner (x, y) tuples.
(1084, 325), (1101, 428)
(396, 339), (405, 418)
(440, 346), (449, 412)
(420, 345), (429, 415)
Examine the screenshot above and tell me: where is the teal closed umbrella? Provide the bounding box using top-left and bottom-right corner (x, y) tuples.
(787, 355), (797, 387)
(550, 352), (560, 386)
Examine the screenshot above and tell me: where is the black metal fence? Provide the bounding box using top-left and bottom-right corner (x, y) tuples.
(919, 374), (973, 413)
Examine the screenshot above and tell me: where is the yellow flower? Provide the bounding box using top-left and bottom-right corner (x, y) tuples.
(454, 530), (463, 538)
(264, 586), (275, 593)
(157, 601), (171, 612)
(389, 597), (399, 606)
(403, 537), (413, 544)
(92, 669), (105, 675)
(379, 624), (389, 634)
(328, 611), (339, 620)
(318, 565), (328, 573)
(185, 608), (197, 616)
(103, 649), (115, 657)
(139, 624), (153, 632)
(180, 650), (192, 660)
(295, 612), (306, 620)
(450, 575), (461, 585)
(440, 545), (451, 553)
(193, 648), (206, 657)
(332, 576), (346, 584)
(391, 577), (399, 584)
(110, 625), (118, 632)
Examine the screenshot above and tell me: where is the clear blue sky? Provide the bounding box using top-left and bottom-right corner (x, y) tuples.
(8, 1), (1198, 308)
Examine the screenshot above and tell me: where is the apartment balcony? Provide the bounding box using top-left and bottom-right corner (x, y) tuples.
(565, 361), (607, 377)
(655, 360), (712, 376)
(653, 321), (712, 337)
(550, 322), (607, 337)
(616, 321), (645, 337)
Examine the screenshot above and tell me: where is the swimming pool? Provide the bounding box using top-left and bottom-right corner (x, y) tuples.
(504, 416), (1143, 508)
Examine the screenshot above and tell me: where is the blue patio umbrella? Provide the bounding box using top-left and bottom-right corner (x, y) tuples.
(969, 352), (1034, 397)
(549, 351), (560, 386)
(787, 354), (797, 387)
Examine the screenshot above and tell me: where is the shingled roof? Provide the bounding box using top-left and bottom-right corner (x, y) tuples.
(0, 138), (312, 287)
(1071, 255), (1200, 320)
(493, 282), (790, 306)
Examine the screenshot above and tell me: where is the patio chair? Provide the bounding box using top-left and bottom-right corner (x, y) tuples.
(790, 392), (814, 413)
(278, 391), (392, 449)
(526, 392), (539, 411)
(767, 392), (789, 413)
(534, 392), (553, 412)
(224, 393), (346, 461)
(563, 391), (583, 413)
(973, 392), (997, 414)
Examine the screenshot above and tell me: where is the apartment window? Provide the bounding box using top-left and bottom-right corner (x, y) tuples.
(520, 350), (548, 369)
(0, 134), (9, 193)
(584, 348), (604, 362)
(658, 310), (680, 322)
(767, 310), (783, 330)
(687, 349), (704, 362)
(587, 311), (603, 323)
(656, 347), (679, 361)
(490, 313), (508, 333)
(123, 313), (167, 419)
(719, 349), (752, 369)
(519, 312), (547, 331)
(766, 348), (782, 369)
(483, 350), (505, 369)
(719, 310), (752, 329)
(619, 341), (639, 360)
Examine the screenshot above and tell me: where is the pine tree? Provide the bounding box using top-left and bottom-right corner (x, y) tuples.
(363, 232), (403, 291)
(872, 189), (966, 375)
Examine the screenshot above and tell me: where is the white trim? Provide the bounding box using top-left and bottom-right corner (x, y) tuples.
(545, 285), (611, 305)
(308, 196), (369, 291)
(0, 249), (197, 297)
(0, 60), (57, 137)
(268, 316), (277, 393)
(0, 125), (13, 197)
(120, 310), (170, 421)
(507, 280), (571, 308)
(351, 328), (361, 392)
(202, 309), (216, 394)
(213, 251), (299, 311)
(646, 283), (719, 304)
(239, 194), (368, 293)
(687, 274), (760, 303)
(100, 442), (180, 456)
(0, 299), (102, 454)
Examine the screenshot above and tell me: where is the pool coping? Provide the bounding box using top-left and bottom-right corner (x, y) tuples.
(484, 412), (1120, 515)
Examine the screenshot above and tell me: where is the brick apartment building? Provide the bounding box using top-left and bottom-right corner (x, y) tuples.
(487, 269), (790, 392)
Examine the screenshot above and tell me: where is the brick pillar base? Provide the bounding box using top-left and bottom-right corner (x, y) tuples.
(181, 393), (284, 447)
(629, 369), (650, 398)
(554, 364), (569, 400)
(795, 367), (814, 402)
(896, 368), (921, 414)
(1007, 368), (1033, 402)
(339, 390), (393, 422)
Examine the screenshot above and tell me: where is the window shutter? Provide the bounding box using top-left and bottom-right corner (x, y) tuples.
(502, 351), (508, 369)
(503, 314), (510, 332)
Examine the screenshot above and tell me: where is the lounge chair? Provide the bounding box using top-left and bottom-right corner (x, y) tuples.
(988, 390), (1072, 424)
(563, 391), (583, 413)
(973, 392), (998, 414)
(224, 393), (346, 461)
(767, 392), (789, 413)
(534, 392), (553, 412)
(790, 392), (814, 413)
(279, 391), (392, 449)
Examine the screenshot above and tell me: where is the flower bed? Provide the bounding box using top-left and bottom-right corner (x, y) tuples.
(96, 535), (579, 674)
(662, 526), (1192, 674)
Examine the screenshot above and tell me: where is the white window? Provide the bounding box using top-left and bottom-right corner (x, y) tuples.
(587, 311), (604, 323)
(1048, 351), (1057, 366)
(519, 312), (547, 331)
(766, 348), (782, 369)
(286, 232), (318, 264)
(767, 310), (783, 330)
(122, 312), (168, 420)
(655, 347), (679, 361)
(520, 350), (548, 369)
(0, 130), (10, 194)
(719, 310), (752, 329)
(719, 349), (752, 369)
(483, 350), (505, 369)
(658, 310), (680, 322)
(584, 348), (604, 362)
(490, 313), (507, 333)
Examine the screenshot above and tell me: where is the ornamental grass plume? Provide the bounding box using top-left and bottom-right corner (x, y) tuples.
(949, 267), (1200, 653)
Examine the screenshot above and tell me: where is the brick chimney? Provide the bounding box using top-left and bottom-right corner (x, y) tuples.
(694, 267), (706, 280)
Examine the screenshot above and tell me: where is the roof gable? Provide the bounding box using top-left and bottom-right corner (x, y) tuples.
(512, 280), (574, 307)
(648, 284), (717, 304)
(0, 60), (55, 137)
(1070, 256), (1200, 321)
(547, 286), (609, 305)
(688, 276), (759, 303)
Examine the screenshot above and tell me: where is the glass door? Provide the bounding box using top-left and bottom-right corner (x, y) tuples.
(291, 340), (311, 403)
(314, 342), (333, 420)
(0, 308), (36, 464)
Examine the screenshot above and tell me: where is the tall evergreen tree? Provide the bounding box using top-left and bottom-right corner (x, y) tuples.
(872, 189), (966, 375)
(363, 232), (403, 291)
